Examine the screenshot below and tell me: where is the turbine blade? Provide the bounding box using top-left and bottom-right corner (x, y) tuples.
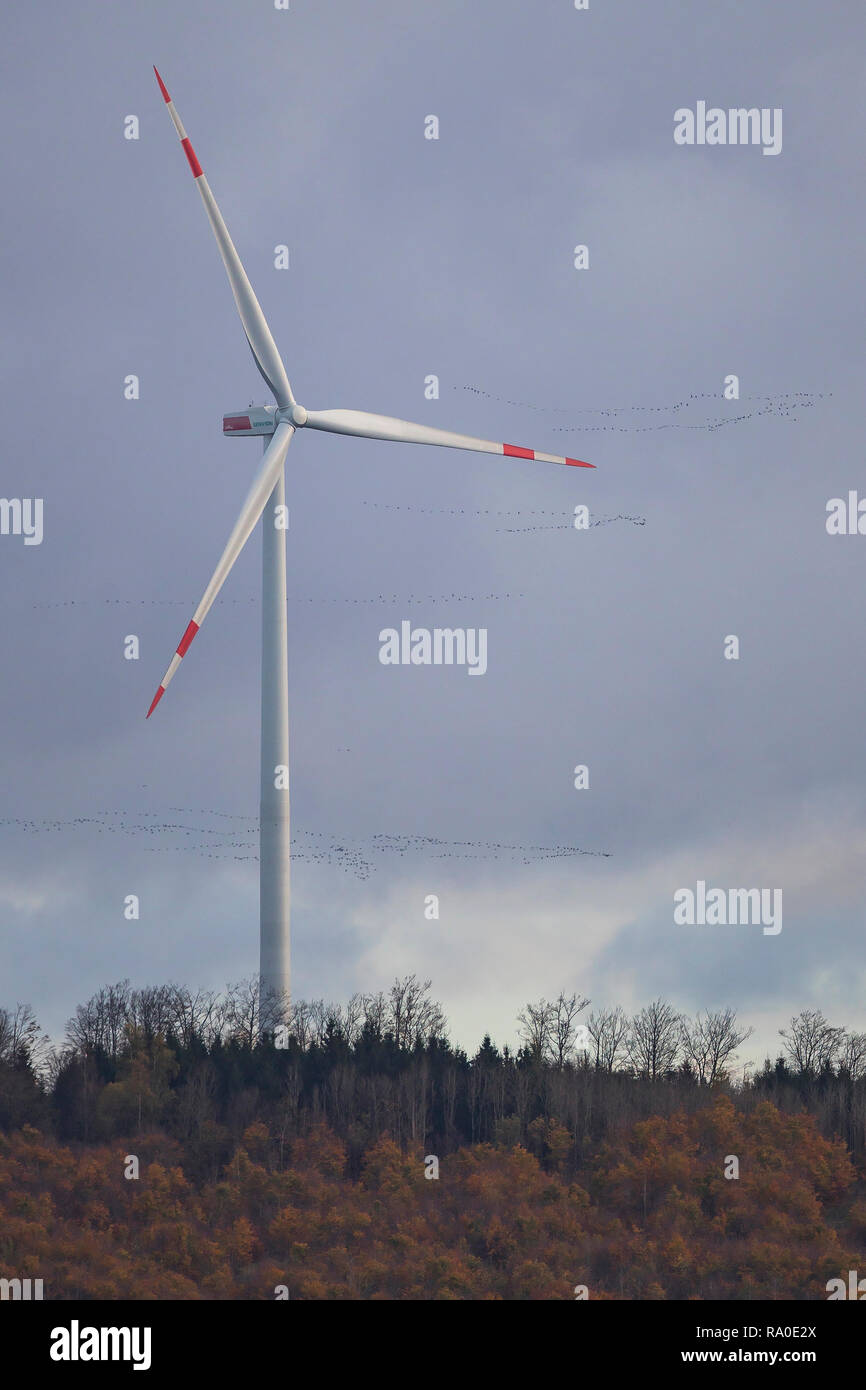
(302, 408), (593, 468)
(153, 66), (294, 408)
(146, 422), (294, 717)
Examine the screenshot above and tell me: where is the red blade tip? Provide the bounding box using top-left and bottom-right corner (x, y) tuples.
(153, 66), (171, 103)
(146, 686), (166, 719)
(566, 457), (595, 468)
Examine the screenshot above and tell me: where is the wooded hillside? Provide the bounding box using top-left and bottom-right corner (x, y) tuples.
(1, 980), (864, 1298)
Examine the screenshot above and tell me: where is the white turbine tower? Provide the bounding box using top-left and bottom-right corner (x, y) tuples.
(147, 68), (594, 1017)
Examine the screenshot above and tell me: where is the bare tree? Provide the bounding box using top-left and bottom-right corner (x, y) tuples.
(169, 985), (226, 1049)
(779, 1010), (845, 1077)
(129, 985), (175, 1047)
(306, 1000), (330, 1048)
(549, 992), (591, 1067)
(386, 975), (446, 1049)
(387, 977), (413, 1049)
(586, 1005), (629, 1072)
(680, 1008), (753, 1085)
(517, 998), (553, 1063)
(362, 990), (388, 1041)
(224, 976), (287, 1048)
(66, 980), (131, 1060)
(840, 1031), (866, 1081)
(281, 994), (369, 1051)
(342, 993), (365, 1046)
(0, 1003), (49, 1072)
(287, 998), (313, 1049)
(627, 999), (682, 1079)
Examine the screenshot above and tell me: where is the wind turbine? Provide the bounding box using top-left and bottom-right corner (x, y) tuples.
(147, 68), (595, 1015)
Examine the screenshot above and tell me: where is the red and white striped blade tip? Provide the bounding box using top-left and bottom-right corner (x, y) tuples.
(502, 444), (594, 468)
(146, 686), (165, 719)
(497, 444), (592, 467)
(145, 620), (200, 718)
(153, 66), (171, 102)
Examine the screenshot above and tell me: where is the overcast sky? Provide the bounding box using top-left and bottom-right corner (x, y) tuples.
(1, 0), (864, 1070)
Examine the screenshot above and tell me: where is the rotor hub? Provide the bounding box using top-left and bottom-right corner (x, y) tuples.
(277, 404), (307, 427)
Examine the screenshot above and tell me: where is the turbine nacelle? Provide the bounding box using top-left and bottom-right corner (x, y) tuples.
(222, 406), (277, 437)
(222, 404), (308, 437)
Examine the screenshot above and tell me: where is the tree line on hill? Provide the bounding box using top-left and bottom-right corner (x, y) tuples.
(1, 978), (865, 1178)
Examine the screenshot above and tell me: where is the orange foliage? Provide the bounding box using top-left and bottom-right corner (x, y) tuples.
(0, 1096), (862, 1300)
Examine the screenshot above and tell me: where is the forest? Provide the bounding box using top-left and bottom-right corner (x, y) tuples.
(1, 979), (864, 1299)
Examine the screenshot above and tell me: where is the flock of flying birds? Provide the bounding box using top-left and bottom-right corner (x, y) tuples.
(360, 501), (647, 535)
(0, 807), (610, 880)
(26, 500), (645, 610)
(8, 385), (823, 875)
(28, 594), (528, 610)
(454, 384), (828, 434)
